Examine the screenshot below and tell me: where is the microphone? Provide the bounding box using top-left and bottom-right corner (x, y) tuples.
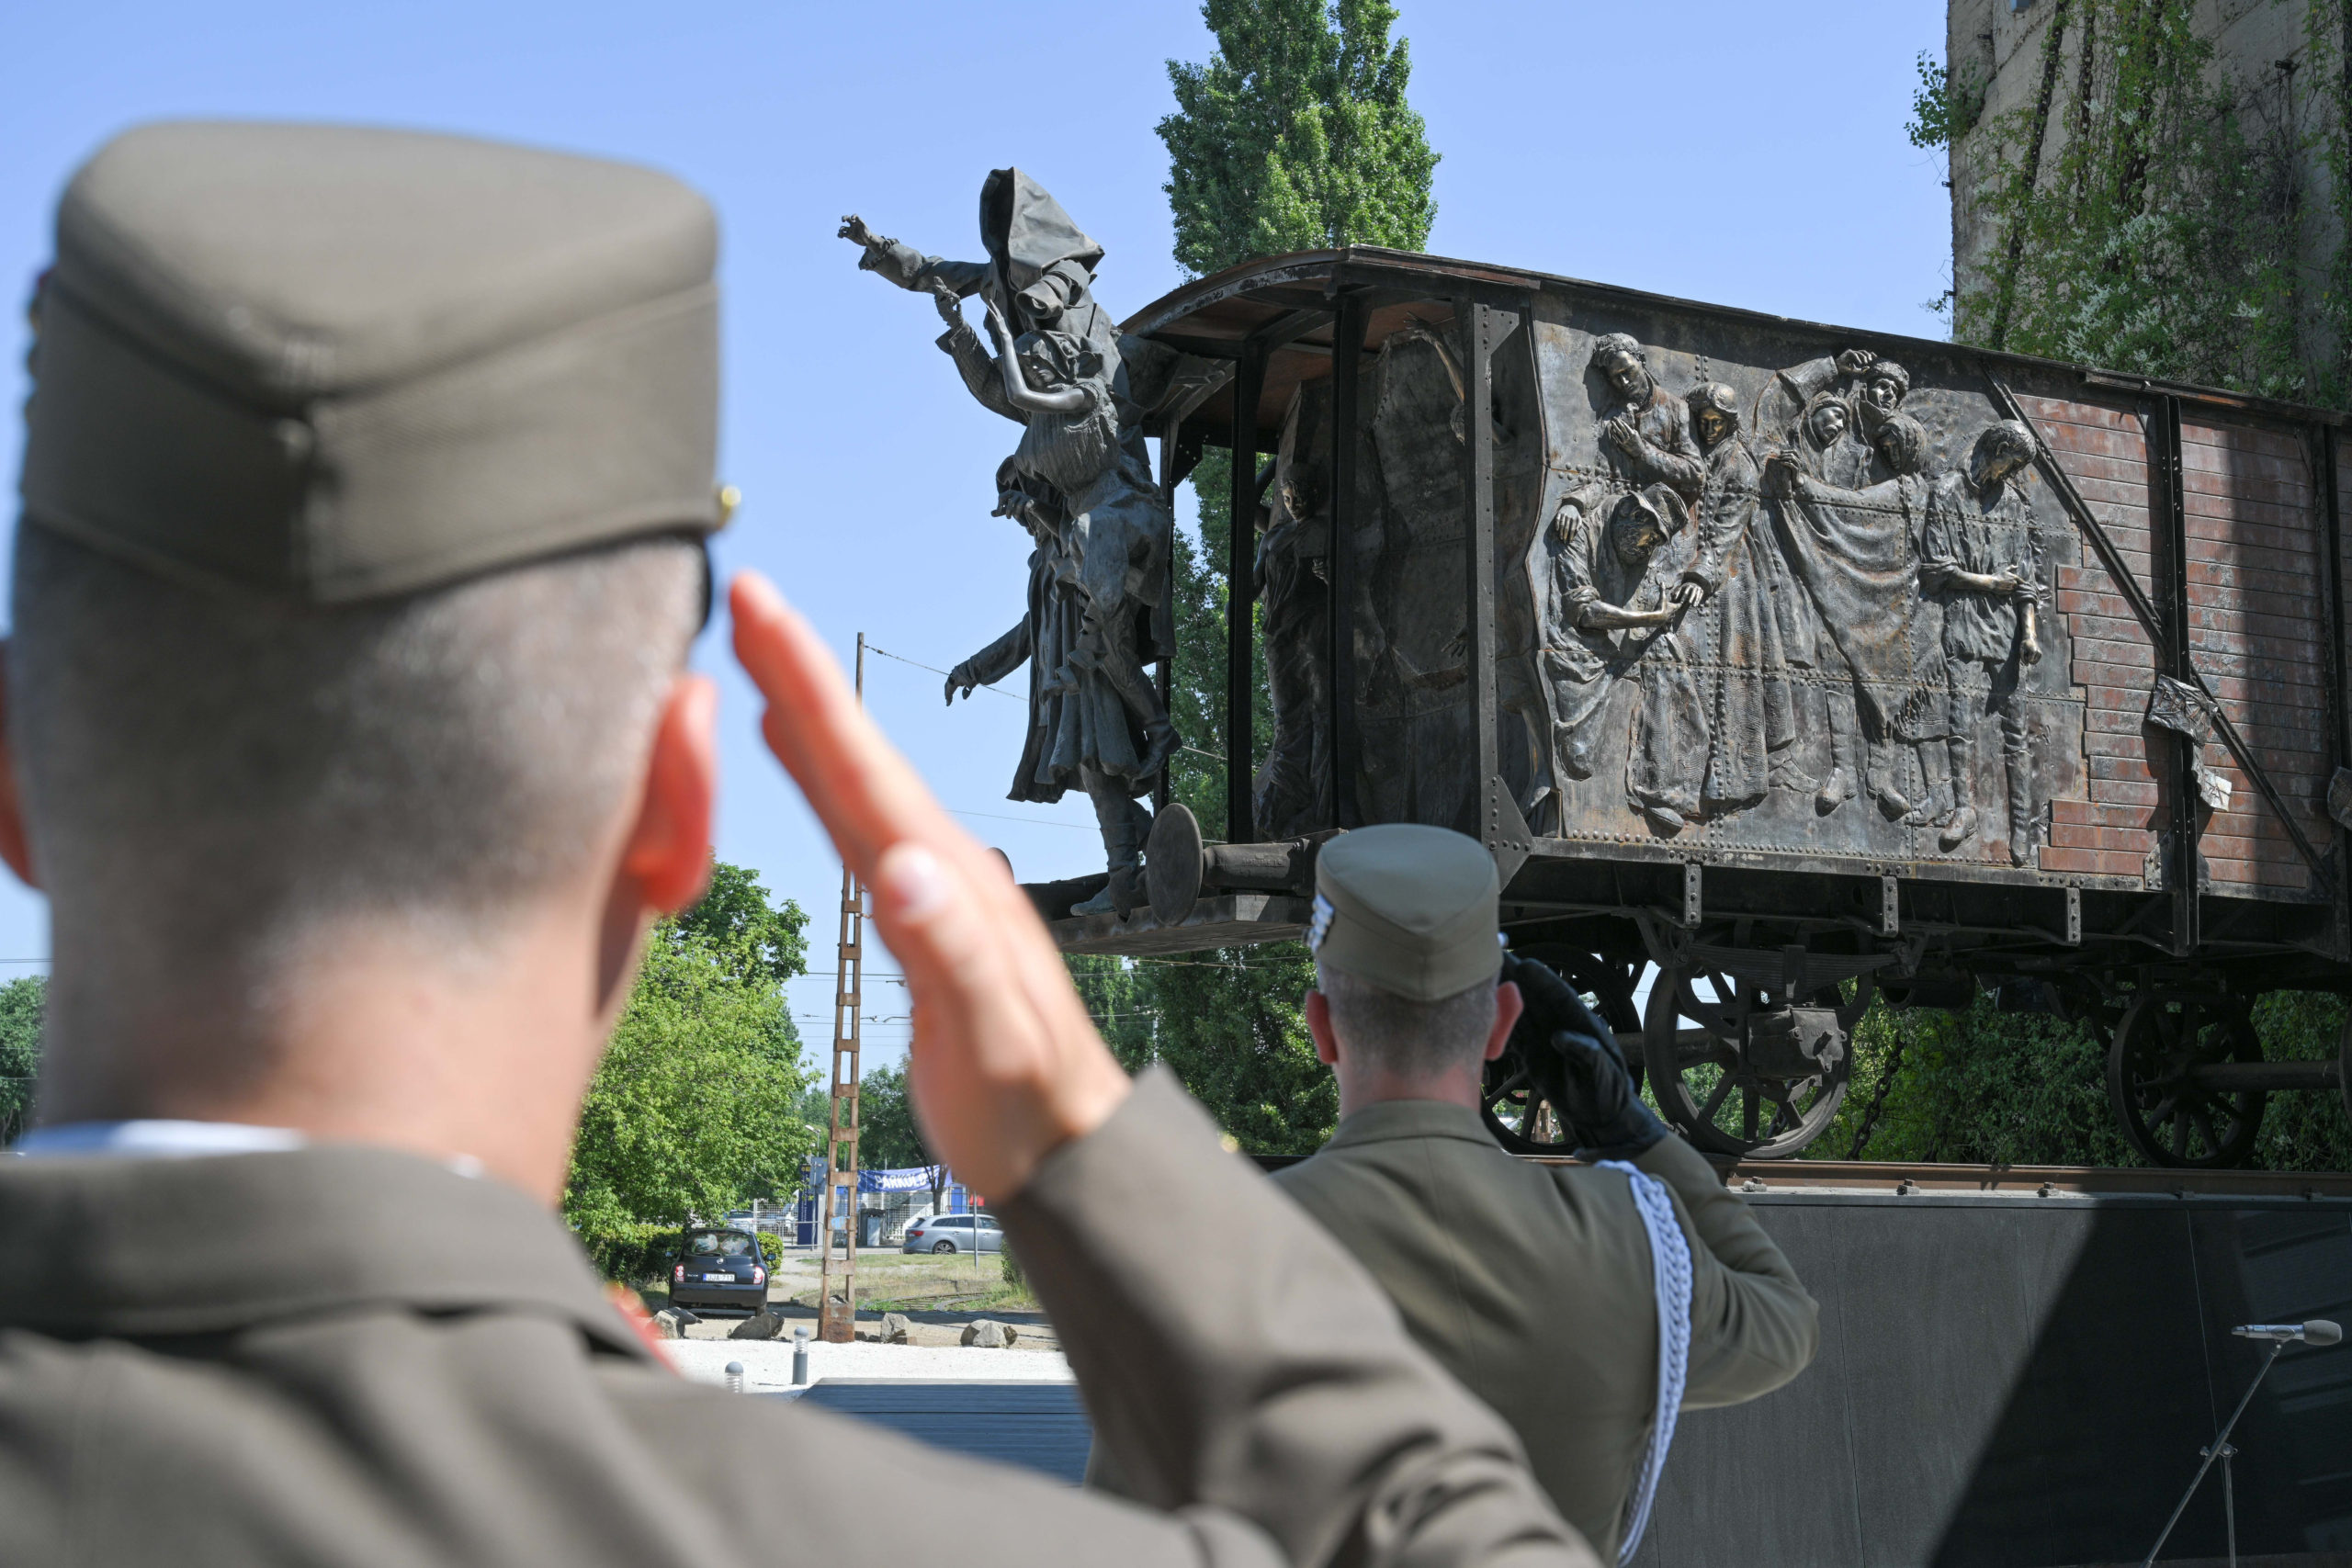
(2233, 1320), (2343, 1346)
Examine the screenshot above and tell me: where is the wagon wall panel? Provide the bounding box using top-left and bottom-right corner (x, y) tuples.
(2182, 417), (2329, 899)
(2023, 393), (2160, 885)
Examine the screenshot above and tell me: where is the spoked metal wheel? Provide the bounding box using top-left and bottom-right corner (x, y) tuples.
(1479, 948), (1646, 1155)
(2106, 991), (2267, 1168)
(1642, 963), (1860, 1158)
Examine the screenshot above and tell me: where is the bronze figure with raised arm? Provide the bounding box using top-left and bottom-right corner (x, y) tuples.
(847, 171), (1177, 910)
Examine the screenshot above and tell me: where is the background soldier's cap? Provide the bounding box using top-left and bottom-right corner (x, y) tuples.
(1309, 825), (1501, 1002)
(19, 120), (723, 604)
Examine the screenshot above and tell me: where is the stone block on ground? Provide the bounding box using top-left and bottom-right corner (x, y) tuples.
(961, 1318), (1017, 1348)
(880, 1312), (911, 1344)
(729, 1309), (785, 1341)
(649, 1309), (685, 1340)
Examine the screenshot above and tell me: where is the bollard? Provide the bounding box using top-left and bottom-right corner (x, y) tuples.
(725, 1360), (744, 1395)
(791, 1324), (810, 1386)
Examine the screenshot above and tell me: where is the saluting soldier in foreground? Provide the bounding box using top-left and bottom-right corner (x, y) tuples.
(1272, 826), (1820, 1562)
(0, 123), (1600, 1567)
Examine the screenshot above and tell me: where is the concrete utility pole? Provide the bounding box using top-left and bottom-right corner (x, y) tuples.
(816, 633), (867, 1345)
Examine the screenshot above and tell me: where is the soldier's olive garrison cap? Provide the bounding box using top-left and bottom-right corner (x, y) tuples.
(20, 121), (723, 602)
(1309, 825), (1501, 1002)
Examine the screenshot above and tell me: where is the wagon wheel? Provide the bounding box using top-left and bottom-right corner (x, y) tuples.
(1479, 949), (1646, 1155)
(1642, 963), (1854, 1159)
(2055, 973), (2128, 1049)
(2106, 992), (2267, 1168)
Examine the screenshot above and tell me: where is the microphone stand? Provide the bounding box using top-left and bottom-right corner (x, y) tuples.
(2140, 1339), (2287, 1568)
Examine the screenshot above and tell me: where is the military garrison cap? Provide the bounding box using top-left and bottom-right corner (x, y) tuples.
(20, 120), (723, 602)
(1308, 825), (1501, 1002)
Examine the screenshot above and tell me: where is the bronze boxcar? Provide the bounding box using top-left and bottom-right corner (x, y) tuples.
(1028, 246), (2352, 1167)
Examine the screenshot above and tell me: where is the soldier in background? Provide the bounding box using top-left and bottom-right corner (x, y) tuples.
(0, 121), (1602, 1568)
(1269, 826), (1821, 1561)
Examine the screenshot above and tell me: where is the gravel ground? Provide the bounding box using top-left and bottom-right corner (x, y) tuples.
(666, 1337), (1073, 1395)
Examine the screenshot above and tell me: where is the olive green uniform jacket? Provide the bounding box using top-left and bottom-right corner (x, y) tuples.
(0, 1071), (1598, 1568)
(1271, 1103), (1820, 1561)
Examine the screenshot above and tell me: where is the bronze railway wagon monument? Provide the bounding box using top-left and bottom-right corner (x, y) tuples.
(846, 193), (2352, 1168)
(1114, 244), (2352, 1168)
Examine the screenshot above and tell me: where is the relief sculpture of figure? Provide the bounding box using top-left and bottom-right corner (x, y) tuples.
(1540, 480), (1680, 783)
(1590, 334), (1706, 501)
(848, 172), (1176, 910)
(1921, 421), (2045, 862)
(1253, 388), (1334, 840)
(1789, 393), (1869, 808)
(1680, 383), (1811, 812)
(1615, 487), (1712, 832)
(1768, 347), (1911, 467)
(1764, 413), (1957, 829)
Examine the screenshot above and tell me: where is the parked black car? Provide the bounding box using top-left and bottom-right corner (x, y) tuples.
(670, 1227), (767, 1314)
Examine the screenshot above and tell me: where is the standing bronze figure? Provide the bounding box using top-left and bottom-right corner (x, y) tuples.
(844, 171), (1177, 912)
(1923, 421), (2045, 862)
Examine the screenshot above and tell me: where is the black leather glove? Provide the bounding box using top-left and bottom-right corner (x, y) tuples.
(1500, 953), (1670, 1159)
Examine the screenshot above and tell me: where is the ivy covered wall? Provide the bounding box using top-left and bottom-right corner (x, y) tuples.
(1927, 0), (2352, 407)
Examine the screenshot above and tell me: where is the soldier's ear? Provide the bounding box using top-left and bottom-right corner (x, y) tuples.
(0, 643), (32, 891)
(1303, 988), (1340, 1066)
(618, 671), (718, 916)
(1486, 982), (1523, 1063)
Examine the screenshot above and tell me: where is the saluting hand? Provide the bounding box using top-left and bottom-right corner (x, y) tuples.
(730, 573), (1131, 1200)
(1501, 953), (1669, 1160)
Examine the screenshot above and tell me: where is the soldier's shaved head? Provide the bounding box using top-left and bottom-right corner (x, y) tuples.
(11, 527), (701, 1007)
(1316, 962), (1500, 1077)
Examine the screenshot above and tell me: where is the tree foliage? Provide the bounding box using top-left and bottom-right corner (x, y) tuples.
(856, 1061), (935, 1174)
(1141, 2), (1435, 1150)
(0, 976), (42, 1146)
(1160, 0), (1437, 280)
(563, 863), (817, 1233)
(1810, 988), (2352, 1171)
(1145, 943), (1336, 1155)
(1934, 0), (2352, 406)
(1068, 954), (1159, 1073)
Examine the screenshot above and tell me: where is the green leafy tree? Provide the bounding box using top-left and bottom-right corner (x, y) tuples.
(563, 863), (817, 1235)
(858, 1059), (949, 1210)
(857, 1061), (934, 1172)
(1145, 943), (1334, 1154)
(1814, 989), (2352, 1171)
(672, 859), (808, 985)
(1160, 0), (1438, 281)
(1067, 954), (1158, 1072)
(0, 976), (43, 1145)
(1144, 0), (1436, 1150)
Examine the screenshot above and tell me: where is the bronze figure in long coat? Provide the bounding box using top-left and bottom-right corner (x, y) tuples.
(1682, 383), (1808, 813)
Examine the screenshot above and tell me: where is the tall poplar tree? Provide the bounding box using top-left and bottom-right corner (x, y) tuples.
(1142, 0), (1436, 1150)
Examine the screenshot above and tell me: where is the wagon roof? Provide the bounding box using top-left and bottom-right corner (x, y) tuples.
(1121, 245), (2347, 451)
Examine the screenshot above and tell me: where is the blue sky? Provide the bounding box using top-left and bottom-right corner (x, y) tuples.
(0, 1), (1951, 1063)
